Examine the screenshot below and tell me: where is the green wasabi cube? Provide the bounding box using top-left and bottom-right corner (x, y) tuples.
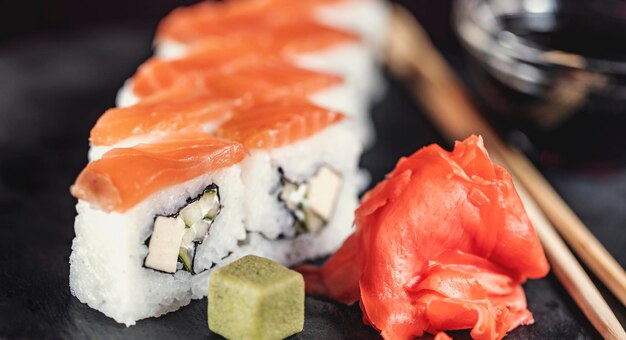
(208, 255), (305, 340)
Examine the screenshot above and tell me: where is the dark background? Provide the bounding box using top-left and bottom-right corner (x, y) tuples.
(0, 1), (456, 48)
(1, 1), (625, 339)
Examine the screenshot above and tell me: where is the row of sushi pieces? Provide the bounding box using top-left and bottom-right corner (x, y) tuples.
(68, 0), (390, 326)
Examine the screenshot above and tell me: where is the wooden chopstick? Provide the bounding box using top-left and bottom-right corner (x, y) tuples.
(514, 178), (626, 339)
(386, 5), (626, 339)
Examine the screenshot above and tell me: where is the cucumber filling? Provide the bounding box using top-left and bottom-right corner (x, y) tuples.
(279, 166), (342, 233)
(144, 185), (221, 274)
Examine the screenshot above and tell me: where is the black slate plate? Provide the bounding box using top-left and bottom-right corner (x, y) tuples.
(1, 24), (625, 339)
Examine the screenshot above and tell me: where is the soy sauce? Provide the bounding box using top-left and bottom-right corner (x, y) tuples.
(461, 1), (626, 166)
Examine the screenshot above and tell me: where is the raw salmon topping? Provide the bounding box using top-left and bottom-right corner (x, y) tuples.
(216, 99), (344, 149)
(91, 88), (248, 146)
(71, 135), (246, 212)
(297, 136), (549, 340)
(132, 61), (342, 100)
(183, 21), (357, 59)
(156, 0), (347, 44)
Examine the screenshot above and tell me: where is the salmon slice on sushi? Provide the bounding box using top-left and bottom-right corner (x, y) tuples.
(89, 88), (245, 160)
(153, 0), (388, 100)
(155, 0), (389, 52)
(91, 63), (352, 160)
(115, 60), (372, 147)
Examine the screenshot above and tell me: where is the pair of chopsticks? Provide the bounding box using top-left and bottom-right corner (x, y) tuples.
(386, 5), (626, 339)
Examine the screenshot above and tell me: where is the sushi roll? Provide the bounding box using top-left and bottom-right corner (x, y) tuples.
(145, 0), (387, 143)
(215, 99), (361, 263)
(114, 60), (373, 150)
(91, 63), (348, 160)
(153, 0), (389, 100)
(70, 101), (359, 325)
(70, 135), (249, 325)
(155, 0), (390, 53)
(115, 39), (375, 146)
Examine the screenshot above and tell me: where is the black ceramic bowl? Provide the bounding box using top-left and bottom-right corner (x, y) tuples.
(454, 0), (626, 165)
